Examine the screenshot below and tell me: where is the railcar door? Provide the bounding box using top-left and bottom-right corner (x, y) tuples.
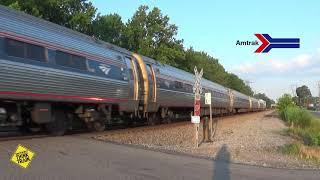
(146, 64), (157, 102)
(131, 53), (150, 116)
(249, 97), (252, 111)
(124, 57), (140, 112)
(133, 59), (144, 102)
(129, 54), (158, 115)
(146, 64), (157, 112)
(125, 57), (140, 101)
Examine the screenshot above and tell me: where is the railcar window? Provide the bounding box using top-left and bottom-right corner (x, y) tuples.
(26, 43), (46, 61)
(55, 51), (69, 66)
(6, 39), (24, 58)
(5, 39), (46, 62)
(55, 51), (87, 71)
(237, 97), (248, 103)
(174, 81), (183, 89)
(215, 92), (223, 98)
(72, 54), (87, 70)
(213, 91), (217, 97)
(185, 84), (193, 93)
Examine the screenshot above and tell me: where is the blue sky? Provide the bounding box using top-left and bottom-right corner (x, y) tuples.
(90, 0), (320, 100)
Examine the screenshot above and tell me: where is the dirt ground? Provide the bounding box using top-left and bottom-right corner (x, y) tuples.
(95, 111), (320, 169)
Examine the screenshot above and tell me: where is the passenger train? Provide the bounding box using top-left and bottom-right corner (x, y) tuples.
(0, 5), (266, 135)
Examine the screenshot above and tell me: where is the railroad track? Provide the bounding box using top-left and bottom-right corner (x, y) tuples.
(0, 122), (146, 141)
(91, 118), (220, 138)
(0, 111), (267, 141)
(91, 111), (270, 138)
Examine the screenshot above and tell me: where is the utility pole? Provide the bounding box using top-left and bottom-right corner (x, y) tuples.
(290, 85), (295, 97)
(290, 84), (298, 105)
(245, 80), (255, 95)
(245, 80), (253, 86)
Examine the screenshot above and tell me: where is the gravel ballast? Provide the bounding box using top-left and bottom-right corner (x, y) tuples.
(94, 111), (320, 169)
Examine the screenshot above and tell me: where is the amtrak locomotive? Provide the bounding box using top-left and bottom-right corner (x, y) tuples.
(0, 6), (266, 135)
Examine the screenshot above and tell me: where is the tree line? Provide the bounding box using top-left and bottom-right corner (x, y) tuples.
(254, 93), (275, 108)
(2, 0), (258, 97)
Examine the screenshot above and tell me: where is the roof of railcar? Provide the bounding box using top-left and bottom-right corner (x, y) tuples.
(0, 5), (132, 58)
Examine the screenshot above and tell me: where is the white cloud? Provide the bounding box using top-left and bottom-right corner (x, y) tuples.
(230, 49), (320, 100)
(232, 51), (319, 77)
(292, 54), (312, 67)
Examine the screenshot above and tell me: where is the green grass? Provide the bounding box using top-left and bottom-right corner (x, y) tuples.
(301, 120), (320, 146)
(278, 105), (320, 146)
(283, 107), (312, 128)
(277, 95), (320, 162)
(280, 143), (320, 162)
(287, 119), (320, 146)
(281, 143), (301, 155)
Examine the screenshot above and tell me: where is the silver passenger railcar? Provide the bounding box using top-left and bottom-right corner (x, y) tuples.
(0, 5), (265, 135)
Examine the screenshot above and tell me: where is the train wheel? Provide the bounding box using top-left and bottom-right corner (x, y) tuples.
(166, 110), (174, 124)
(92, 121), (105, 132)
(45, 110), (67, 136)
(29, 127), (41, 133)
(87, 120), (105, 132)
(147, 113), (157, 126)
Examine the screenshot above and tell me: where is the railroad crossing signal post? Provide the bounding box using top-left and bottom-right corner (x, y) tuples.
(192, 67), (203, 148)
(192, 90), (201, 147)
(191, 115), (200, 147)
(203, 92), (213, 142)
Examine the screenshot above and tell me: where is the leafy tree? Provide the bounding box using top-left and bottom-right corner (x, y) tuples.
(292, 96), (298, 105)
(92, 13), (124, 46)
(277, 94), (296, 119)
(1, 0), (96, 35)
(296, 85), (312, 98)
(254, 93), (275, 108)
(180, 48), (253, 96)
(122, 5), (184, 65)
(226, 73), (253, 96)
(296, 85), (312, 107)
(182, 48), (228, 85)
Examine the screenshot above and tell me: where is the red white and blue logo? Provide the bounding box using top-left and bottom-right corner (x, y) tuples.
(254, 34), (300, 53)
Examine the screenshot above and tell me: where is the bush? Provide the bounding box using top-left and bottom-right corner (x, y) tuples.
(299, 128), (320, 146)
(289, 120), (320, 146)
(284, 107), (312, 128)
(304, 129), (320, 146)
(277, 93), (320, 147)
(302, 120), (320, 146)
(276, 94), (296, 120)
